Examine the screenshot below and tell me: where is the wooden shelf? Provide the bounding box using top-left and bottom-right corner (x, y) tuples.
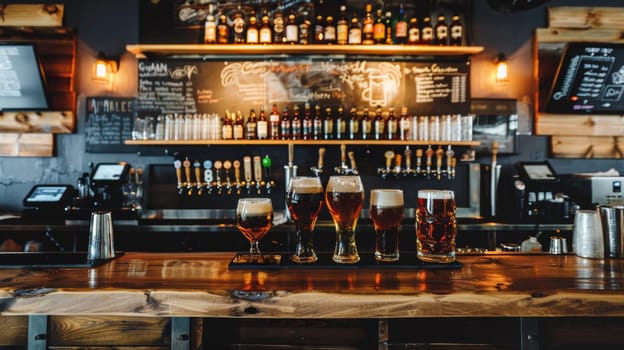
(125, 139), (480, 146)
(126, 43), (484, 58)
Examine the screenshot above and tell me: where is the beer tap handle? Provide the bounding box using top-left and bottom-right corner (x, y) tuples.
(404, 146), (412, 173)
(315, 147), (325, 175)
(183, 158), (194, 195)
(174, 160), (183, 189)
(262, 155), (272, 179)
(384, 150), (394, 172)
(425, 146), (434, 178)
(340, 143), (347, 173)
(253, 155), (263, 193)
(194, 160), (203, 195)
(450, 157), (457, 179)
(223, 160), (232, 194)
(415, 148), (423, 173)
(233, 160), (241, 185)
(446, 146), (455, 176)
(243, 156), (252, 185)
(394, 153), (402, 174)
(435, 147), (444, 180)
(214, 160), (223, 194)
(203, 160), (214, 195)
(348, 151), (358, 174)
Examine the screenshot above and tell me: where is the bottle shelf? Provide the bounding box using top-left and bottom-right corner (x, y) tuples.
(124, 139), (480, 146)
(126, 43), (484, 58)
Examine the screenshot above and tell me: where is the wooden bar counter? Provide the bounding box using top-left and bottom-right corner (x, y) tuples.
(1, 252), (624, 349)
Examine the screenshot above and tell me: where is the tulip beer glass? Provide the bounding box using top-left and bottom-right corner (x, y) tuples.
(236, 197), (273, 262)
(325, 175), (364, 264)
(370, 189), (404, 262)
(416, 189), (457, 263)
(287, 176), (324, 263)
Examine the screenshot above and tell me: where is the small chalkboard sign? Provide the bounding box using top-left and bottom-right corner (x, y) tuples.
(85, 97), (137, 153)
(546, 42), (624, 114)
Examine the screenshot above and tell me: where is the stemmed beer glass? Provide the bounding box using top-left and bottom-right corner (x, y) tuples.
(236, 197), (273, 262)
(325, 175), (364, 264)
(286, 176), (324, 263)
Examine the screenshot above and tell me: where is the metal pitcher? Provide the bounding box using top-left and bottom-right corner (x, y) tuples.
(599, 205), (624, 258)
(87, 211), (116, 262)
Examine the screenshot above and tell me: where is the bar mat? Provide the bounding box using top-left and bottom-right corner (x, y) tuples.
(228, 252), (462, 270)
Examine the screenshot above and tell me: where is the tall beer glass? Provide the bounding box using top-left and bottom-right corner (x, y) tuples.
(325, 175), (364, 264)
(416, 189), (457, 263)
(236, 198), (273, 262)
(370, 189), (404, 262)
(287, 176), (324, 263)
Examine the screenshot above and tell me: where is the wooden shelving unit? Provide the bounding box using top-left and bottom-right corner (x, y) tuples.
(126, 43), (484, 58)
(125, 139), (480, 146)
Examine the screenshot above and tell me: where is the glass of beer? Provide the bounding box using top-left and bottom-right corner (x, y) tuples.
(236, 197), (273, 262)
(287, 176), (324, 263)
(416, 189), (457, 263)
(325, 175), (364, 264)
(370, 189), (404, 262)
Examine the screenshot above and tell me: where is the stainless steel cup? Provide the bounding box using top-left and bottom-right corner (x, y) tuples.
(549, 236), (567, 255)
(599, 205), (624, 258)
(573, 210), (604, 259)
(88, 211), (115, 262)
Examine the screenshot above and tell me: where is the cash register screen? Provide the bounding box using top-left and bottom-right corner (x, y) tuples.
(92, 164), (126, 181)
(522, 164), (557, 181)
(25, 186), (70, 203)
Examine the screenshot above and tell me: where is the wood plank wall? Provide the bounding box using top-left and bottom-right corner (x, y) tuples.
(536, 7), (624, 158)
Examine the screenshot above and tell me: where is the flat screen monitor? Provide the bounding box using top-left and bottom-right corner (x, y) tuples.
(0, 43), (48, 111)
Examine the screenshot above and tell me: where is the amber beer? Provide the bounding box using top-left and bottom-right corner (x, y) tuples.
(370, 189), (404, 262)
(325, 176), (364, 264)
(236, 198), (273, 259)
(416, 190), (457, 263)
(287, 177), (324, 263)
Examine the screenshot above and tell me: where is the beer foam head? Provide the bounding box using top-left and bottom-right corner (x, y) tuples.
(238, 198), (273, 215)
(370, 189), (404, 207)
(327, 175), (363, 193)
(418, 189), (454, 200)
(290, 177), (323, 193)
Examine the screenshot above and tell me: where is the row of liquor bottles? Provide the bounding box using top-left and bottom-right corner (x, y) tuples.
(203, 3), (463, 46)
(134, 104), (474, 142)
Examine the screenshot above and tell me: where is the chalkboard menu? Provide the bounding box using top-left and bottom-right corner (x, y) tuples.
(138, 58), (470, 115)
(85, 97), (136, 153)
(546, 42), (624, 114)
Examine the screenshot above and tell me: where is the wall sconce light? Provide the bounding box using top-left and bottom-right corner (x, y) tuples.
(93, 52), (119, 82)
(495, 52), (509, 83)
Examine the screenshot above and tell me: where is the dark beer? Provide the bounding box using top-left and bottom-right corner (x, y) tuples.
(370, 189), (404, 262)
(416, 190), (457, 263)
(236, 212), (272, 242)
(287, 177), (324, 263)
(287, 192), (324, 228)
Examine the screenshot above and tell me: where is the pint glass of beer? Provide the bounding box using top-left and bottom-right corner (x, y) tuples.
(236, 198), (273, 262)
(325, 175), (364, 264)
(287, 176), (324, 263)
(416, 189), (457, 263)
(370, 189), (404, 262)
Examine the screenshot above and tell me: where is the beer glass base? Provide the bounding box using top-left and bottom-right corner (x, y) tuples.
(291, 253), (318, 263)
(375, 252), (399, 262)
(417, 251), (456, 263)
(332, 254), (360, 264)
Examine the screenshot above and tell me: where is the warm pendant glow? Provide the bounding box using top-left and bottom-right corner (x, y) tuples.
(496, 61), (508, 81)
(94, 60), (108, 80)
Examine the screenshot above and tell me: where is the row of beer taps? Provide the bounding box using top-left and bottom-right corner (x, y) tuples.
(378, 145), (457, 180)
(174, 155), (276, 196)
(309, 144), (359, 177)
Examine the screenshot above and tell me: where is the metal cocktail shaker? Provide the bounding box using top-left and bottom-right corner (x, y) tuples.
(599, 205), (624, 258)
(87, 211), (116, 262)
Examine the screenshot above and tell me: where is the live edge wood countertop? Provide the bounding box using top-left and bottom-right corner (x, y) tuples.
(0, 252), (623, 318)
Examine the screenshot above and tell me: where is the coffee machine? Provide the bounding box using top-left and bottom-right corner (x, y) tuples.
(560, 174), (624, 209)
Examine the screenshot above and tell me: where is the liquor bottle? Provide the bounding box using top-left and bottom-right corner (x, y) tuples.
(373, 9), (386, 44)
(246, 108), (257, 139)
(299, 11), (311, 45)
(203, 4), (217, 44)
(384, 11), (393, 44)
(361, 106), (372, 140)
(280, 106), (291, 140)
(270, 104), (281, 139)
(362, 3), (374, 45)
(435, 14), (448, 46)
(302, 102), (312, 140)
(259, 9), (273, 44)
(348, 107), (360, 140)
(421, 16), (434, 45)
(314, 15), (325, 43)
(313, 105), (323, 140)
(324, 15), (336, 44)
(449, 15), (463, 46)
(217, 13), (229, 44)
(407, 17), (420, 44)
(257, 107), (268, 139)
(232, 6), (246, 44)
(246, 11), (259, 44)
(386, 107), (398, 140)
(373, 106), (385, 140)
(273, 4), (285, 43)
(291, 105), (302, 140)
(393, 3), (408, 44)
(348, 12), (362, 44)
(285, 11), (298, 44)
(323, 106), (334, 140)
(336, 5), (349, 45)
(398, 106), (411, 140)
(233, 110), (245, 140)
(222, 110), (233, 140)
(335, 106), (346, 140)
